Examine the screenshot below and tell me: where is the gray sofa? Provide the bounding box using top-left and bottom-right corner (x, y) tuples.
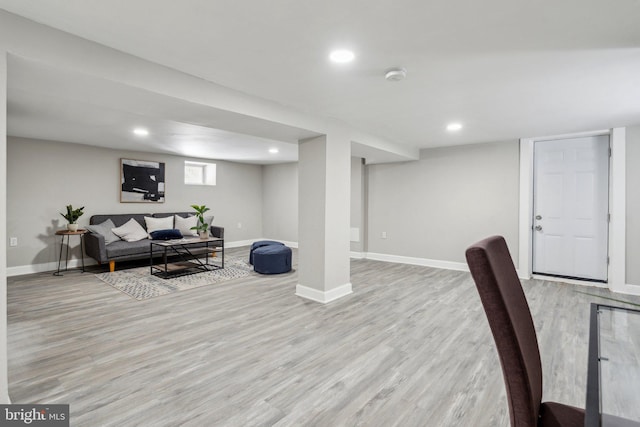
(84, 212), (224, 272)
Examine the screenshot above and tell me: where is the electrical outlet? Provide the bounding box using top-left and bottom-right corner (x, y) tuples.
(9, 237), (17, 247)
(237, 222), (242, 229)
(381, 231), (387, 239)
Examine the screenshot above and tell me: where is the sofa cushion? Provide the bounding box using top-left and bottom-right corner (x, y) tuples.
(86, 219), (120, 245)
(150, 229), (183, 240)
(174, 214), (198, 236)
(112, 218), (148, 242)
(144, 216), (174, 238)
(105, 239), (154, 258)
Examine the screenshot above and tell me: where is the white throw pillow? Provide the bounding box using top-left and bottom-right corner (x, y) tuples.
(174, 214), (198, 237)
(112, 218), (149, 242)
(144, 216), (174, 238)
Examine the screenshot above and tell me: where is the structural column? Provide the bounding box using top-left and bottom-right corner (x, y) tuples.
(296, 128), (352, 303)
(609, 127), (627, 293)
(0, 51), (9, 402)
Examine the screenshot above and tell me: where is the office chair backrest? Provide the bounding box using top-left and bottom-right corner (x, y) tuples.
(465, 235), (543, 427)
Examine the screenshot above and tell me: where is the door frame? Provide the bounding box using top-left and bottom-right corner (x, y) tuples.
(518, 127), (632, 294)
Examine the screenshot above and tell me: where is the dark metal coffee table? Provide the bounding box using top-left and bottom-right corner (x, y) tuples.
(150, 237), (224, 278)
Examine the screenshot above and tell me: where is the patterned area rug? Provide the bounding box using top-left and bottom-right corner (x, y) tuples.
(95, 256), (254, 300)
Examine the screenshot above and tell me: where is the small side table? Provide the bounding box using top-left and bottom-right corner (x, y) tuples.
(54, 229), (87, 276)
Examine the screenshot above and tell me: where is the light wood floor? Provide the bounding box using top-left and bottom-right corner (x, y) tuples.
(7, 247), (640, 426)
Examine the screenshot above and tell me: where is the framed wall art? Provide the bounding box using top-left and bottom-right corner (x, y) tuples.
(120, 158), (165, 203)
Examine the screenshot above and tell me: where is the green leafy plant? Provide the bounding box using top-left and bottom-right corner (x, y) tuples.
(190, 204), (211, 234)
(60, 205), (84, 224)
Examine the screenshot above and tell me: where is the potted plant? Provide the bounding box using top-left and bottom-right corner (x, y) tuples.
(60, 205), (84, 232)
(190, 204), (211, 239)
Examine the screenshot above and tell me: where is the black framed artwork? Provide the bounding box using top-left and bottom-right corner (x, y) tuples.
(120, 159), (165, 203)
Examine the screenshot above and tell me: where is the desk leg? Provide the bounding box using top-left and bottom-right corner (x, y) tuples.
(65, 238), (70, 272)
(54, 234), (85, 276)
(53, 235), (65, 276)
(80, 235), (85, 273)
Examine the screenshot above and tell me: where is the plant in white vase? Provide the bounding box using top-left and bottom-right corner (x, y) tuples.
(60, 205), (84, 232)
(190, 204), (211, 239)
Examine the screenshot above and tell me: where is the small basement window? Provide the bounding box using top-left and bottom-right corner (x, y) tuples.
(184, 161), (216, 186)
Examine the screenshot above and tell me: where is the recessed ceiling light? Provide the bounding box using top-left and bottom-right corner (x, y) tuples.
(329, 49), (355, 63)
(133, 128), (149, 136)
(269, 148), (279, 154)
(446, 123), (463, 132)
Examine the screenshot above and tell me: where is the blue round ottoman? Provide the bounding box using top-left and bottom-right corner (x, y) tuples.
(253, 244), (292, 274)
(249, 240), (285, 265)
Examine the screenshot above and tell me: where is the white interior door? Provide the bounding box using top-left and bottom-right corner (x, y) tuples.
(532, 135), (610, 281)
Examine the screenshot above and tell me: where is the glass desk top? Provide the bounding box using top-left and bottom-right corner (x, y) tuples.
(586, 304), (640, 427)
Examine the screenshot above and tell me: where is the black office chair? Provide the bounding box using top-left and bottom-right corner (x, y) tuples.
(465, 236), (584, 427)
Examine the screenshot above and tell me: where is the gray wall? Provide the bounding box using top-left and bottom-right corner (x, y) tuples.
(261, 157), (368, 251)
(7, 137), (263, 268)
(351, 157), (365, 253)
(13, 133), (638, 283)
(626, 124), (640, 285)
(259, 143), (520, 265)
(262, 162), (298, 243)
(366, 140), (520, 265)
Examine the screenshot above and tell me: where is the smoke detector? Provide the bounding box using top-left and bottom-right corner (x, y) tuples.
(385, 68), (407, 81)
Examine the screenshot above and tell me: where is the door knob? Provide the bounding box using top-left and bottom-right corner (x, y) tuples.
(535, 215), (542, 220)
(535, 225), (543, 231)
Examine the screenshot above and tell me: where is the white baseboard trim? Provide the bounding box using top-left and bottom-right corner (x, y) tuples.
(531, 274), (609, 288)
(528, 274), (640, 296)
(226, 239), (260, 249)
(7, 258), (98, 277)
(274, 240), (298, 248)
(296, 282), (353, 304)
(8, 250), (470, 277)
(232, 239), (299, 249)
(12, 243), (596, 292)
(363, 253), (532, 280)
(8, 239), (290, 276)
(365, 252), (469, 272)
(617, 284), (640, 296)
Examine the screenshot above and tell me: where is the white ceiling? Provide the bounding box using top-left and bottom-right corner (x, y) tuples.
(7, 56), (318, 164)
(2, 0), (640, 163)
